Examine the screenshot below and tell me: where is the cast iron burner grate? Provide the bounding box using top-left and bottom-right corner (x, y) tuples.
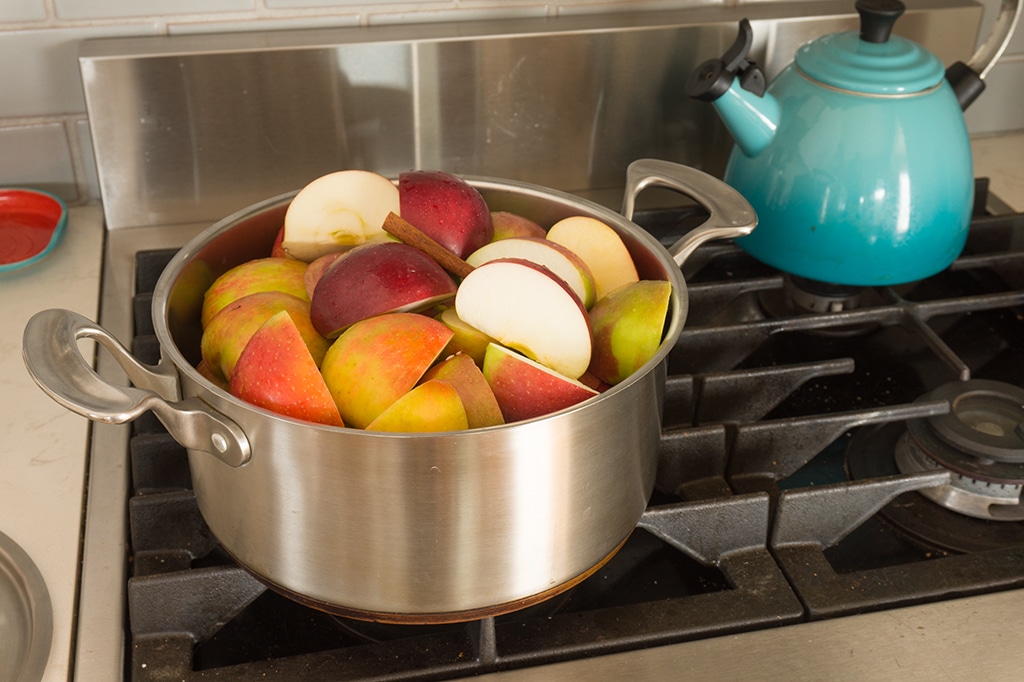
(125, 182), (1024, 680)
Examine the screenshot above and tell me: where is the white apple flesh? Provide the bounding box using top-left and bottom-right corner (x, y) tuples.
(455, 258), (592, 379)
(465, 236), (597, 308)
(546, 215), (639, 301)
(282, 170), (400, 262)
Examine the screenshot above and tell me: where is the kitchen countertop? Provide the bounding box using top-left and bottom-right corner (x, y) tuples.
(0, 204), (104, 682)
(0, 132), (1021, 681)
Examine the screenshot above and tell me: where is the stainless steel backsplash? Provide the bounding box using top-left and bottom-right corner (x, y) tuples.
(80, 1), (981, 231)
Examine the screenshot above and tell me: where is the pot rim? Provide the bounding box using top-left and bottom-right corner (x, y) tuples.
(152, 173), (688, 435)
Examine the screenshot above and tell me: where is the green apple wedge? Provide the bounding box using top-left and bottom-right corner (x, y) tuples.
(436, 307), (494, 366)
(200, 291), (328, 382)
(482, 343), (598, 423)
(229, 310), (344, 426)
(421, 352), (504, 428)
(587, 280), (672, 385)
(201, 257), (309, 328)
(366, 380), (469, 432)
(320, 312), (453, 429)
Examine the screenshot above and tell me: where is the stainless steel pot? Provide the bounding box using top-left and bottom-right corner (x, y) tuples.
(23, 160), (755, 622)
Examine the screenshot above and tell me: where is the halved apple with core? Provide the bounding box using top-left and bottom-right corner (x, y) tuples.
(310, 241), (458, 338)
(483, 343), (598, 423)
(282, 170), (399, 262)
(320, 312), (453, 429)
(455, 258), (592, 380)
(465, 236), (597, 308)
(546, 215), (639, 301)
(229, 310), (344, 426)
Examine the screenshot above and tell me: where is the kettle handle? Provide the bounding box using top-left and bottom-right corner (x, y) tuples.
(948, 0), (1022, 109)
(22, 308), (251, 467)
(621, 159), (757, 267)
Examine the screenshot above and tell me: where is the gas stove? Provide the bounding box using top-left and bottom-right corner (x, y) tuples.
(80, 179), (1021, 681)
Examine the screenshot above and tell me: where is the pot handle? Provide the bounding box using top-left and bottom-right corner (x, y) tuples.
(621, 158), (757, 267)
(23, 308), (251, 467)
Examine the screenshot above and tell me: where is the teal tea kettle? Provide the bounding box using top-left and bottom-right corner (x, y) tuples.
(686, 0), (1022, 285)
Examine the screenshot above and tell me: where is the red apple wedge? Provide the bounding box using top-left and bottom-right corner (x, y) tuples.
(229, 311), (344, 426)
(398, 170), (493, 259)
(200, 291), (328, 382)
(282, 170), (399, 262)
(201, 257), (309, 328)
(588, 280), (672, 385)
(465, 237), (597, 308)
(310, 241), (458, 338)
(320, 312), (453, 429)
(490, 211), (546, 241)
(482, 343), (598, 423)
(546, 216), (639, 301)
(422, 352), (504, 428)
(455, 258), (592, 379)
(366, 380), (469, 432)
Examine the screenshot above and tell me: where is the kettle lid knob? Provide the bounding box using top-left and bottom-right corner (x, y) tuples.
(856, 0), (905, 43)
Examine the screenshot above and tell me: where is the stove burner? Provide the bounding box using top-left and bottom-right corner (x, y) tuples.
(895, 380), (1024, 522)
(757, 275), (883, 336)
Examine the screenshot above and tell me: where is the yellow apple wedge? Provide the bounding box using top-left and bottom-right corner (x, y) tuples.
(421, 352), (504, 428)
(282, 170), (400, 262)
(320, 312), (453, 429)
(366, 380), (469, 432)
(200, 291), (328, 382)
(436, 308), (494, 366)
(490, 211), (546, 241)
(546, 216), (639, 301)
(228, 311), (344, 426)
(201, 257), (309, 328)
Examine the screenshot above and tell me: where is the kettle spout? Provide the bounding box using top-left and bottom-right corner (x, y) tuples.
(686, 19), (780, 158)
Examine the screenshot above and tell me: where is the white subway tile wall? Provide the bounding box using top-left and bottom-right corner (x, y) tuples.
(0, 0), (1020, 203)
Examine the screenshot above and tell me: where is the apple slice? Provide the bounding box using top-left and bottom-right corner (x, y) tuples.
(303, 250), (348, 300)
(546, 216), (639, 301)
(436, 307), (494, 366)
(482, 343), (598, 423)
(465, 237), (597, 309)
(398, 170), (494, 259)
(282, 170), (399, 262)
(366, 380), (469, 433)
(201, 257), (309, 328)
(455, 258), (592, 379)
(320, 312), (453, 429)
(588, 280), (672, 385)
(490, 211), (546, 241)
(200, 291), (328, 382)
(310, 241), (458, 338)
(229, 311), (344, 426)
(422, 352), (504, 428)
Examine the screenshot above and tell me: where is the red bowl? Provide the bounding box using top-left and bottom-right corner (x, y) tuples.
(0, 189), (68, 273)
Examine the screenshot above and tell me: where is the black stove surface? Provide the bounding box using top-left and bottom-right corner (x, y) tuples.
(125, 180), (1024, 680)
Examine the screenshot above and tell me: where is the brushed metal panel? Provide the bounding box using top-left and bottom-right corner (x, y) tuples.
(80, 2), (982, 231)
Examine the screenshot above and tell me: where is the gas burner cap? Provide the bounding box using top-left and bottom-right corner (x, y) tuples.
(757, 274), (882, 336)
(895, 379), (1024, 521)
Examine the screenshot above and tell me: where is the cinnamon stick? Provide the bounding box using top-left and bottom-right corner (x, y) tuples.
(383, 212), (475, 280)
